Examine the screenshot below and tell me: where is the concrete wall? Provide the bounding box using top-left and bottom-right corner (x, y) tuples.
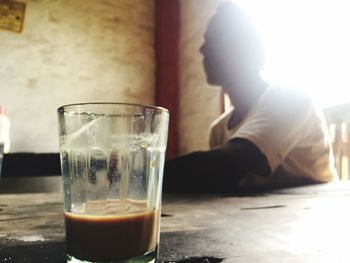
(0, 0), (155, 152)
(178, 0), (222, 154)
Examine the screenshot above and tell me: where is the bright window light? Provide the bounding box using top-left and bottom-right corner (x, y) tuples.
(231, 0), (350, 108)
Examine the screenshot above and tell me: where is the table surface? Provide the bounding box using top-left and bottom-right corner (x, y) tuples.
(1, 182), (350, 263)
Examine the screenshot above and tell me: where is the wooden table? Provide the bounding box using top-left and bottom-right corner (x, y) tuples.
(1, 182), (350, 263)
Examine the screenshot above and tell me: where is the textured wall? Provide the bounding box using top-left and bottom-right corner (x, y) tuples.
(0, 0), (155, 152)
(178, 0), (222, 154)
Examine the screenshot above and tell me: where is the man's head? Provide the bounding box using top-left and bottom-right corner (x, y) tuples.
(200, 1), (265, 87)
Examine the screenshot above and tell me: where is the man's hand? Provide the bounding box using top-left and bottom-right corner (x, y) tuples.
(163, 138), (271, 194)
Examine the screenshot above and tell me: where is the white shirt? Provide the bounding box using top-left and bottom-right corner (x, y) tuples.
(210, 86), (338, 186)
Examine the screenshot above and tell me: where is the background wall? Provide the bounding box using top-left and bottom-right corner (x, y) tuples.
(0, 0), (155, 152)
(178, 0), (222, 154)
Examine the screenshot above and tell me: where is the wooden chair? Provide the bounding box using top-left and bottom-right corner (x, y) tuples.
(324, 103), (350, 180)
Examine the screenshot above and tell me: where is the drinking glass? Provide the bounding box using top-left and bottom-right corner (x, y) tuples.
(57, 103), (169, 263)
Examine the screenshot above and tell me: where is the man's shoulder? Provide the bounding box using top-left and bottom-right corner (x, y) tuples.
(258, 85), (315, 114)
(264, 85), (313, 102)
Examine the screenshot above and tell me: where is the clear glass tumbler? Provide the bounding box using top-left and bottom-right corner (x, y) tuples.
(57, 103), (169, 263)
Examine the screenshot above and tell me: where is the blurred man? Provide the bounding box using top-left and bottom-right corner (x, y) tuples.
(163, 1), (337, 194)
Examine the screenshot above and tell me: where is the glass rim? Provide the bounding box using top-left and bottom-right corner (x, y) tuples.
(57, 102), (169, 114)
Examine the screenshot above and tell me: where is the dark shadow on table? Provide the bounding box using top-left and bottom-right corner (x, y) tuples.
(0, 241), (65, 263)
(0, 241), (223, 263)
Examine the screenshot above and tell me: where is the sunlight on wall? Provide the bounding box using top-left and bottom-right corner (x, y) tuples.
(0, 0), (155, 152)
(230, 0), (350, 108)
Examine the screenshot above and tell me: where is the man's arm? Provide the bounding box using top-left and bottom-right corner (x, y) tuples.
(163, 138), (271, 194)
